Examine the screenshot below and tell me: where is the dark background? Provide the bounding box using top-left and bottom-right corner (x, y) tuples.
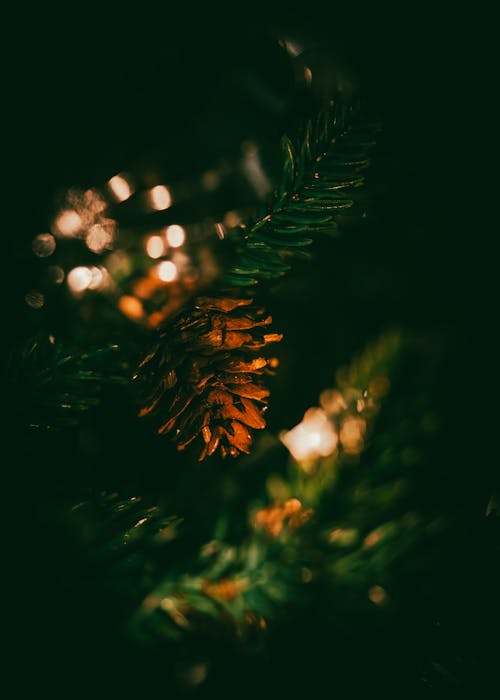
(4, 8), (495, 697)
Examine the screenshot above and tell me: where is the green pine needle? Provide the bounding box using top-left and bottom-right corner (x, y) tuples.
(221, 102), (379, 288)
(7, 333), (129, 431)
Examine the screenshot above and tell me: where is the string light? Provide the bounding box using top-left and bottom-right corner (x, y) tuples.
(165, 224), (185, 248)
(67, 266), (93, 293)
(54, 209), (82, 237)
(118, 295), (144, 321)
(156, 260), (178, 282)
(108, 173), (133, 202)
(87, 266), (104, 290)
(146, 235), (165, 258)
(86, 223), (114, 253)
(149, 185), (172, 211)
(280, 407), (338, 462)
(52, 189), (116, 249)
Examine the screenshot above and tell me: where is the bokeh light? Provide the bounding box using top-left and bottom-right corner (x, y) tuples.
(223, 210), (241, 228)
(320, 389), (348, 415)
(339, 416), (366, 455)
(108, 174), (133, 202)
(149, 185), (172, 211)
(54, 209), (83, 237)
(165, 224), (185, 248)
(25, 290), (45, 309)
(146, 235), (165, 258)
(119, 295), (144, 321)
(281, 407), (338, 462)
(32, 233), (56, 258)
(67, 266), (93, 293)
(156, 260), (178, 282)
(86, 223), (114, 253)
(368, 585), (388, 605)
(87, 266), (104, 290)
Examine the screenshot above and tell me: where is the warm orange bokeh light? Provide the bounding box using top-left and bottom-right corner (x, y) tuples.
(146, 235), (165, 258)
(149, 185), (172, 211)
(119, 295), (144, 320)
(165, 224), (185, 248)
(108, 174), (133, 202)
(156, 260), (178, 282)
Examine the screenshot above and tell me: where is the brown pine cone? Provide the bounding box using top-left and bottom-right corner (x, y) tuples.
(134, 295), (282, 460)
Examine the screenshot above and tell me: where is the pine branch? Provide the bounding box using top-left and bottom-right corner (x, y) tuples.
(134, 101), (379, 458)
(221, 103), (378, 288)
(6, 332), (129, 431)
(59, 492), (183, 610)
(130, 332), (408, 642)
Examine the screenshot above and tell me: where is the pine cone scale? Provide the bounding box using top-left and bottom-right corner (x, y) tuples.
(135, 295), (281, 459)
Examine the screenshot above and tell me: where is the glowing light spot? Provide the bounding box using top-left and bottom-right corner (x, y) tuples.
(32, 233), (56, 257)
(108, 174), (133, 202)
(368, 585), (387, 605)
(165, 224), (185, 248)
(304, 66), (313, 85)
(339, 416), (366, 455)
(87, 266), (104, 290)
(156, 260), (177, 282)
(146, 235), (165, 258)
(86, 223), (114, 253)
(83, 188), (106, 214)
(119, 295), (144, 321)
(149, 185), (172, 211)
(320, 389), (347, 415)
(25, 290), (44, 309)
(223, 210), (241, 228)
(54, 209), (82, 237)
(47, 265), (65, 284)
(280, 407), (338, 463)
(363, 529), (383, 548)
(67, 266), (92, 293)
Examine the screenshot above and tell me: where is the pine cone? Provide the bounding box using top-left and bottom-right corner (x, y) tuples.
(134, 295), (282, 460)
